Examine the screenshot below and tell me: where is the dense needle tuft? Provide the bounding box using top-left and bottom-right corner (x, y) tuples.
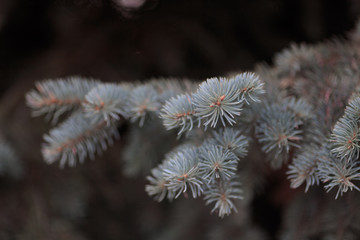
(284, 97), (314, 121)
(145, 166), (175, 202)
(199, 144), (239, 183)
(331, 119), (360, 161)
(344, 97), (360, 120)
(162, 148), (203, 198)
(160, 94), (197, 136)
(83, 83), (129, 124)
(204, 179), (243, 218)
(287, 147), (320, 192)
(212, 128), (249, 158)
(317, 150), (360, 199)
(42, 113), (119, 168)
(256, 104), (302, 168)
(193, 77), (243, 128)
(229, 72), (265, 104)
(331, 97), (360, 161)
(26, 76), (100, 123)
(128, 85), (160, 126)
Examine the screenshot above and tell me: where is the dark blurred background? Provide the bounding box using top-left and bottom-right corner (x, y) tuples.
(0, 0), (359, 92)
(0, 0), (360, 239)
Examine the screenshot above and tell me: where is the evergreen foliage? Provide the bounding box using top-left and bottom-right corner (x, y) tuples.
(211, 127), (249, 158)
(127, 85), (160, 126)
(42, 112), (120, 168)
(83, 83), (129, 124)
(287, 146), (320, 192)
(192, 77), (243, 127)
(26, 76), (100, 123)
(24, 19), (360, 227)
(198, 145), (239, 183)
(162, 147), (202, 199)
(203, 178), (243, 218)
(160, 94), (196, 136)
(255, 103), (302, 168)
(330, 96), (360, 160)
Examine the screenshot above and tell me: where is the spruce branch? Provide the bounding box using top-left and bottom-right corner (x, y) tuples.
(26, 76), (100, 123)
(160, 94), (197, 136)
(127, 85), (161, 126)
(331, 119), (360, 161)
(344, 96), (360, 121)
(317, 150), (360, 199)
(198, 144), (239, 183)
(284, 97), (314, 121)
(22, 19), (360, 227)
(274, 43), (315, 74)
(330, 97), (360, 161)
(192, 77), (243, 128)
(256, 104), (302, 168)
(162, 147), (203, 198)
(211, 128), (249, 158)
(287, 147), (320, 192)
(145, 166), (175, 202)
(83, 83), (130, 124)
(203, 178), (243, 218)
(42, 113), (119, 168)
(146, 143), (202, 202)
(160, 73), (264, 130)
(228, 72), (265, 104)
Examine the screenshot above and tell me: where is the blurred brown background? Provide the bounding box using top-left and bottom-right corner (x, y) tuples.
(0, 0), (359, 91)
